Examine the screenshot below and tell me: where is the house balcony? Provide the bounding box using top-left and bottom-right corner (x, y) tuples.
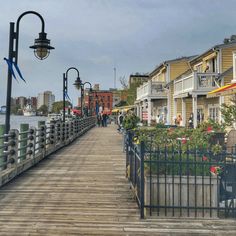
(136, 81), (167, 101)
(173, 72), (219, 98)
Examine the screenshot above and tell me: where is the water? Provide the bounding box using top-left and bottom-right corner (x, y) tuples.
(0, 115), (48, 130)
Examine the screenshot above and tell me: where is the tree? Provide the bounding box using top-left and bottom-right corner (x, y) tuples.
(119, 76), (128, 89)
(221, 95), (236, 127)
(115, 100), (128, 107)
(11, 104), (21, 115)
(51, 101), (71, 114)
(38, 105), (48, 115)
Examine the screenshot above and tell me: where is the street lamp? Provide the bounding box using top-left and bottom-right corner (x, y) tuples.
(63, 67), (80, 122)
(74, 79), (92, 117)
(5, 11), (54, 133)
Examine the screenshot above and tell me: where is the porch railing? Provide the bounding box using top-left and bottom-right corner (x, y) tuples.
(125, 131), (236, 219)
(137, 81), (167, 100)
(0, 116), (96, 187)
(174, 72), (219, 97)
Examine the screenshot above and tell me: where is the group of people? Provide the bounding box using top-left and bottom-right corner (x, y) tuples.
(96, 112), (109, 127)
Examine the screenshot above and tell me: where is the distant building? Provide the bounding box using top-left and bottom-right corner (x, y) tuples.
(83, 87), (113, 115)
(129, 73), (149, 88)
(109, 89), (121, 107)
(37, 91), (55, 112)
(93, 84), (100, 91)
(30, 97), (37, 109)
(16, 96), (27, 109)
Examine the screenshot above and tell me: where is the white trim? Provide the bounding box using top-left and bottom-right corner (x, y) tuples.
(232, 51), (236, 82)
(208, 104), (220, 122)
(194, 62), (203, 67)
(192, 96), (198, 128)
(166, 64), (170, 83)
(173, 98), (177, 119)
(182, 98), (186, 126)
(218, 49), (222, 74)
(147, 98), (152, 126)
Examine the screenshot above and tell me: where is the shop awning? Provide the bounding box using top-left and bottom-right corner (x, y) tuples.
(112, 105), (135, 113)
(111, 108), (119, 113)
(207, 82), (236, 97)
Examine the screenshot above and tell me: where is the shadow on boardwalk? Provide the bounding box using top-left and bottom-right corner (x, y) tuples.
(0, 125), (236, 235)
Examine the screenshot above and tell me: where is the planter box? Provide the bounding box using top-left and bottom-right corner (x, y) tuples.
(145, 175), (219, 218)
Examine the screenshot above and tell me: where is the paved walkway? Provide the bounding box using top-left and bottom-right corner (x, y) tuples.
(0, 125), (236, 235)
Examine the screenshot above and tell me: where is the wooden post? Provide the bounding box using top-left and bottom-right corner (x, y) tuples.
(0, 124), (6, 170)
(20, 123), (29, 161)
(38, 121), (46, 155)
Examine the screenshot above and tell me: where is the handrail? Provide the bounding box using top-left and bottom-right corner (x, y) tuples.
(0, 116), (96, 187)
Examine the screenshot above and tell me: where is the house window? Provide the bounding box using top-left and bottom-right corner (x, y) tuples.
(207, 57), (218, 73)
(197, 108), (204, 124)
(208, 105), (219, 122)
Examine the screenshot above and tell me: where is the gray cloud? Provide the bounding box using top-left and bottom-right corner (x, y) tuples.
(1, 0), (236, 105)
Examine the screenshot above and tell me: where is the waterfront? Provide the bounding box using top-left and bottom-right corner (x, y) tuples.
(0, 115), (47, 130)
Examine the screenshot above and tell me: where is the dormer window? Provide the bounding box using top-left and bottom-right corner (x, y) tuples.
(206, 57), (217, 73)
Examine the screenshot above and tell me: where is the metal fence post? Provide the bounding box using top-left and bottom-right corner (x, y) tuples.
(140, 140), (145, 219)
(126, 131), (132, 177)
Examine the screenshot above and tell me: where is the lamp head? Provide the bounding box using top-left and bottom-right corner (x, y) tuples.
(73, 76), (82, 90)
(30, 32), (55, 60)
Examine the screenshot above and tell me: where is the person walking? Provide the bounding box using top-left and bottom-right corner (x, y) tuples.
(97, 113), (102, 127)
(117, 112), (124, 132)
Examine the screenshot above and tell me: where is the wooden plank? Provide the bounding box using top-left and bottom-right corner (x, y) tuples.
(0, 125), (236, 235)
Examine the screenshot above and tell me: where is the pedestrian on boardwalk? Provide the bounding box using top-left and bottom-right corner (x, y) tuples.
(102, 113), (108, 127)
(97, 113), (102, 127)
(117, 112), (124, 132)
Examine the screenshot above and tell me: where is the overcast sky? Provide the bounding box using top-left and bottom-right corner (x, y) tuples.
(0, 0), (236, 106)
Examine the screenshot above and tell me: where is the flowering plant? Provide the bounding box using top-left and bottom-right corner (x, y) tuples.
(210, 166), (223, 175)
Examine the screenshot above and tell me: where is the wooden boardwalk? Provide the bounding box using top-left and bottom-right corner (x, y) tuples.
(0, 125), (236, 235)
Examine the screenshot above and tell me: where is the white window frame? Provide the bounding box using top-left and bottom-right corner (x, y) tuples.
(208, 104), (219, 122)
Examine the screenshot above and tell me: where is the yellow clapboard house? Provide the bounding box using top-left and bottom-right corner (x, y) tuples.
(173, 36), (236, 127)
(135, 57), (193, 125)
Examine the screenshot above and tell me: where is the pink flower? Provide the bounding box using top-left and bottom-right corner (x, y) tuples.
(210, 166), (223, 175)
(202, 156), (208, 161)
(181, 137), (187, 144)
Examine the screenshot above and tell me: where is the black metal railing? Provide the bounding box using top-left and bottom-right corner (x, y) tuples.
(126, 131), (236, 219)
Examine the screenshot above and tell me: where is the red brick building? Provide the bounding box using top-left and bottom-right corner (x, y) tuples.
(84, 89), (113, 115)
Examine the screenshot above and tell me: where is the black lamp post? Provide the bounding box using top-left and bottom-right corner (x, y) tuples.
(5, 11), (54, 133)
(74, 79), (92, 117)
(83, 82), (93, 116)
(63, 67), (80, 122)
